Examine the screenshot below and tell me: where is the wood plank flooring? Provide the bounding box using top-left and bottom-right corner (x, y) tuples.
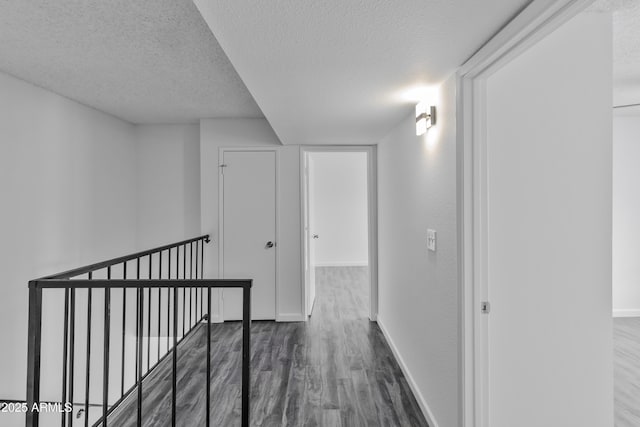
(614, 317), (640, 427)
(108, 266), (428, 426)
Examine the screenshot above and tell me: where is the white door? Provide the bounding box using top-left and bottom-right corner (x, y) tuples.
(304, 154), (317, 315)
(479, 12), (612, 427)
(221, 150), (276, 320)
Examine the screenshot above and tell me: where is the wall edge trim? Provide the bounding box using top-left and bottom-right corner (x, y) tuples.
(210, 314), (224, 324)
(613, 309), (640, 318)
(314, 262), (369, 267)
(276, 313), (305, 322)
(377, 315), (441, 427)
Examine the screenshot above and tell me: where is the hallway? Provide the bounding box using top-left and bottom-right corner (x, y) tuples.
(108, 267), (428, 426)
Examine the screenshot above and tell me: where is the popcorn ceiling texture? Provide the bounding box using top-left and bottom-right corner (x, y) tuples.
(0, 0), (263, 124)
(193, 0), (532, 145)
(612, 1), (640, 108)
(590, 0), (640, 110)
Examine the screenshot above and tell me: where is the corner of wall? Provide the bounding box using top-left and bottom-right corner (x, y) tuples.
(376, 316), (441, 427)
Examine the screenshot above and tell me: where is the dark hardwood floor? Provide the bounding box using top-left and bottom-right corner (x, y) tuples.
(108, 266), (428, 426)
(614, 317), (640, 427)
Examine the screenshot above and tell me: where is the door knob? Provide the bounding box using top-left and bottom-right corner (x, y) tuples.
(312, 234), (319, 239)
(266, 241), (275, 248)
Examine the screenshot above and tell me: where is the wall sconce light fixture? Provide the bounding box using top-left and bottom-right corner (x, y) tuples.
(416, 102), (436, 136)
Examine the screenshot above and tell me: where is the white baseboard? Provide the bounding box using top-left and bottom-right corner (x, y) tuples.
(377, 315), (440, 427)
(209, 314), (224, 323)
(276, 313), (305, 322)
(613, 309), (640, 318)
(314, 262), (369, 267)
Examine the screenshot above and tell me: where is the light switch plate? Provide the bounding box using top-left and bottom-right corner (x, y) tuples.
(427, 229), (436, 252)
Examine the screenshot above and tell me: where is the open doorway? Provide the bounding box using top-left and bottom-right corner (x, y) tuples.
(613, 109), (640, 426)
(302, 147), (377, 321)
(459, 3), (614, 426)
(610, 2), (640, 426)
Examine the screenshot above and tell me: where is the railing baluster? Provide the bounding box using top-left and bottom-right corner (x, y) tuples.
(242, 283), (251, 427)
(103, 280), (111, 427)
(176, 247), (180, 339)
(69, 288), (76, 427)
(147, 256), (152, 372)
(200, 240), (204, 319)
(172, 286), (178, 427)
(182, 245), (186, 337)
(120, 263), (127, 398)
(195, 241), (199, 320)
(137, 285), (144, 427)
(158, 252), (162, 361)
(84, 272), (93, 427)
(134, 259), (140, 384)
(61, 288), (69, 427)
(167, 248), (171, 353)
(190, 242), (193, 328)
(26, 283), (43, 427)
(206, 286), (211, 427)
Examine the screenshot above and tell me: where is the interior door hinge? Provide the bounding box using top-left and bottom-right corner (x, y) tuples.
(219, 164), (227, 175)
(481, 301), (491, 314)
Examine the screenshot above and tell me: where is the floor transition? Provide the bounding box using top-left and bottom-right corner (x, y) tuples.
(108, 266), (428, 426)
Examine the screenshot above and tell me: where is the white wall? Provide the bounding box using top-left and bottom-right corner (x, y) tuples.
(310, 152), (368, 266)
(377, 75), (459, 427)
(485, 11), (612, 426)
(613, 114), (640, 316)
(0, 71), (138, 424)
(135, 124), (201, 249)
(199, 118), (304, 321)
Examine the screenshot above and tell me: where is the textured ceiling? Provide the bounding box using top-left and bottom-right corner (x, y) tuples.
(0, 0), (263, 124)
(591, 0), (640, 114)
(194, 0), (532, 145)
(613, 1), (640, 114)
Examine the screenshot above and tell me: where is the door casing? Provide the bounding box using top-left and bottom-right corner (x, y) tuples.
(303, 152), (317, 315)
(456, 0), (594, 425)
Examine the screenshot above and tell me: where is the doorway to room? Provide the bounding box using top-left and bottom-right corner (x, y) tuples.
(302, 148), (377, 320)
(608, 2), (640, 426)
(459, 4), (614, 426)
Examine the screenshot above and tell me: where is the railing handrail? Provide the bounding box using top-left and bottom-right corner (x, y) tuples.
(36, 234), (210, 281)
(30, 278), (251, 289)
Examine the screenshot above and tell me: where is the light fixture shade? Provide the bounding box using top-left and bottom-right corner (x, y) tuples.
(416, 102), (427, 135)
(416, 102), (436, 136)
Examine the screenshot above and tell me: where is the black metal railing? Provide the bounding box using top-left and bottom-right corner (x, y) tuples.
(25, 235), (251, 427)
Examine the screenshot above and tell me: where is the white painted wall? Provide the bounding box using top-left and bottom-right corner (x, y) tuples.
(309, 152), (368, 266)
(485, 11), (612, 426)
(0, 71), (138, 425)
(377, 75), (459, 427)
(613, 114), (640, 316)
(199, 119), (303, 321)
(135, 124), (201, 249)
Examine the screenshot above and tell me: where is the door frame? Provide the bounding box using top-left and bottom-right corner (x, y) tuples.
(302, 150), (316, 316)
(456, 1), (593, 425)
(218, 147), (279, 321)
(300, 145), (378, 321)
